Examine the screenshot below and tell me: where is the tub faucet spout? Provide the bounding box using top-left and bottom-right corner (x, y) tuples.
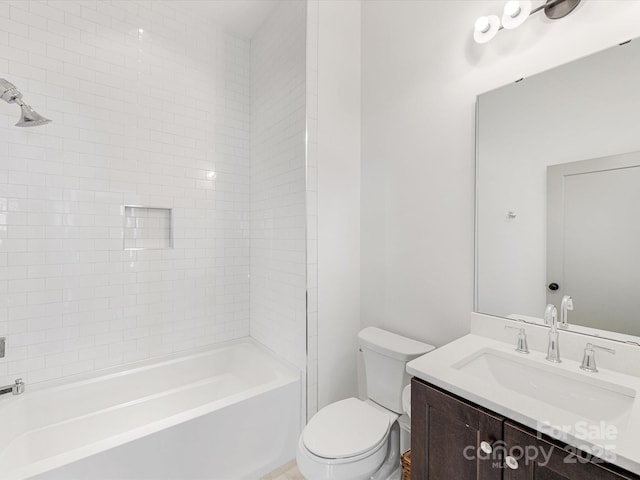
(0, 378), (25, 396)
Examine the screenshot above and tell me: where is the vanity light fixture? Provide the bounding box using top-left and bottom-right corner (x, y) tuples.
(501, 0), (532, 29)
(473, 15), (501, 44)
(474, 0), (581, 44)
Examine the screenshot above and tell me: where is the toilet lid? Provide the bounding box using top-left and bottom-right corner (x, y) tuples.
(303, 398), (390, 459)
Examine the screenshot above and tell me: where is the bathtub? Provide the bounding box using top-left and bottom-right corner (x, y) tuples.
(0, 339), (301, 480)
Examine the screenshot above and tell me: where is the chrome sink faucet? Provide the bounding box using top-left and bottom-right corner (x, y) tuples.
(544, 304), (561, 363)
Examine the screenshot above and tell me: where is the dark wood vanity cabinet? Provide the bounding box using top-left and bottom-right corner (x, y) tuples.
(411, 377), (503, 480)
(411, 378), (640, 480)
(503, 422), (636, 480)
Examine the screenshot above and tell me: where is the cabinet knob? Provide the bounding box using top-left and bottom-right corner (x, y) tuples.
(505, 456), (519, 470)
(480, 441), (493, 454)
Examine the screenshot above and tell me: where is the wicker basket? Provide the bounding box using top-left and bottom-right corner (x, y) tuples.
(401, 449), (411, 480)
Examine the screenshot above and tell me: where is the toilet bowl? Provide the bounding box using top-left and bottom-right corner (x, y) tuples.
(297, 328), (435, 480)
(297, 398), (399, 480)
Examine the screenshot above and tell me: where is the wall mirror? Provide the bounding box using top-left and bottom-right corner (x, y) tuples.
(475, 38), (640, 343)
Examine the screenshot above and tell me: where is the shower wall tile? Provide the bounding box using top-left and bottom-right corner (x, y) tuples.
(0, 0), (251, 386)
(250, 1), (307, 374)
(123, 206), (172, 250)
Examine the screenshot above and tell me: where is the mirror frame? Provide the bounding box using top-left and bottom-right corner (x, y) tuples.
(473, 38), (640, 347)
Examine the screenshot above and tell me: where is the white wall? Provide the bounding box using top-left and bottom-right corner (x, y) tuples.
(0, 1), (251, 387)
(250, 1), (307, 372)
(360, 0), (640, 347)
(316, 0), (361, 409)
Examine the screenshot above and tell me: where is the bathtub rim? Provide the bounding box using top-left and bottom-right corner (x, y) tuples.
(0, 337), (302, 479)
(0, 335), (299, 400)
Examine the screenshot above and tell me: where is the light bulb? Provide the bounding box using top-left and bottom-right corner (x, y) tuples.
(473, 15), (500, 43)
(474, 16), (491, 34)
(501, 0), (532, 29)
(504, 1), (521, 18)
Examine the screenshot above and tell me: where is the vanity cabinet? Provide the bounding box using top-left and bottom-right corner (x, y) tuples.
(411, 378), (640, 480)
(503, 422), (633, 480)
(411, 377), (503, 479)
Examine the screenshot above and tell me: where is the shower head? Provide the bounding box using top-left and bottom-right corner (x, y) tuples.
(16, 103), (51, 127)
(0, 78), (51, 127)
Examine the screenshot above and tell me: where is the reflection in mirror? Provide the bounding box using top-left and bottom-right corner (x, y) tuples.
(476, 38), (640, 342)
(546, 153), (640, 336)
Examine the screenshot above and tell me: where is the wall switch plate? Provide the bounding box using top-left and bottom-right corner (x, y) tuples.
(0, 337), (5, 358)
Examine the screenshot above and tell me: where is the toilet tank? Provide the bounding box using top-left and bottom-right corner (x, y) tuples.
(358, 327), (435, 413)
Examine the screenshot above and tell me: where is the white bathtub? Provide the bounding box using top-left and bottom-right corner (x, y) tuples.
(0, 339), (301, 480)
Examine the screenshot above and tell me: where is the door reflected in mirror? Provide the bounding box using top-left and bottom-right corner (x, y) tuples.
(546, 153), (640, 336)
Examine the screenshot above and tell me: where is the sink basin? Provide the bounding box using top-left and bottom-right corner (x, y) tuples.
(453, 349), (636, 425)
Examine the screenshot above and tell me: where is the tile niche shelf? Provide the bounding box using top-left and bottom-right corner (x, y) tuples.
(123, 206), (173, 250)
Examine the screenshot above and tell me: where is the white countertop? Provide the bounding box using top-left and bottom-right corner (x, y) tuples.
(407, 332), (640, 475)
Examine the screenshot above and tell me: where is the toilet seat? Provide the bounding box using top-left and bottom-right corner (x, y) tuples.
(303, 398), (391, 460)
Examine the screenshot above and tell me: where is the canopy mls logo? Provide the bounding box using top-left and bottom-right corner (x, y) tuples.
(462, 441), (554, 468)
(462, 421), (619, 468)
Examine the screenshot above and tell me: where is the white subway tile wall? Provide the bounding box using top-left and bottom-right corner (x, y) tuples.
(250, 1), (307, 373)
(123, 206), (172, 250)
(0, 0), (251, 386)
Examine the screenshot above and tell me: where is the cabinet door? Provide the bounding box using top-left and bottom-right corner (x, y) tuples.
(411, 379), (504, 480)
(503, 422), (640, 480)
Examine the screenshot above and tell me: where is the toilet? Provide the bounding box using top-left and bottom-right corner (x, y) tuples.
(297, 327), (435, 480)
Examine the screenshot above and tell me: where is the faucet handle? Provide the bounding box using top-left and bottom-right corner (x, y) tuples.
(580, 343), (615, 373)
(504, 325), (529, 354)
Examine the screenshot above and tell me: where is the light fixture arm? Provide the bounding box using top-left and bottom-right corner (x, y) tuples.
(474, 0), (581, 44)
(529, 0), (555, 16)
